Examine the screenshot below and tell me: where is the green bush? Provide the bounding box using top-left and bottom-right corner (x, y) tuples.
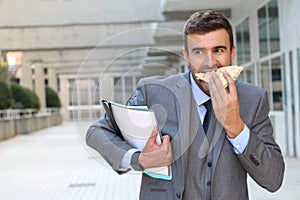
(45, 86), (61, 108)
(11, 83), (40, 109)
(30, 89), (40, 109)
(0, 80), (12, 109)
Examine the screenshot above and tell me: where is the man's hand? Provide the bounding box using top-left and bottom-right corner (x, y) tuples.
(139, 127), (173, 169)
(208, 71), (244, 138)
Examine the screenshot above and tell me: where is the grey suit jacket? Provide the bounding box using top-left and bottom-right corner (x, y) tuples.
(86, 71), (285, 200)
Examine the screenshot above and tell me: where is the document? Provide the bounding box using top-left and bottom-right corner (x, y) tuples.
(102, 100), (172, 180)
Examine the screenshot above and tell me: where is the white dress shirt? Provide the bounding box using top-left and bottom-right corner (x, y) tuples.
(190, 72), (249, 154)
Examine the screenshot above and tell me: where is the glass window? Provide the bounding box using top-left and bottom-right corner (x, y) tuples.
(268, 0), (280, 53)
(245, 66), (254, 84)
(236, 18), (251, 65)
(236, 23), (243, 65)
(239, 65), (254, 84)
(260, 61), (270, 95)
(258, 6), (268, 58)
(259, 57), (283, 111)
(271, 57), (283, 110)
(258, 0), (280, 58)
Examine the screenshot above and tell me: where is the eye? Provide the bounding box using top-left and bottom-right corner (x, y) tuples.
(215, 48), (225, 53)
(193, 49), (204, 55)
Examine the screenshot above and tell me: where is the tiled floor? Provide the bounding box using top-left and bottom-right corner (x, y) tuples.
(0, 121), (298, 200)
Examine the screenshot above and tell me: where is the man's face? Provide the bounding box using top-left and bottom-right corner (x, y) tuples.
(182, 28), (236, 95)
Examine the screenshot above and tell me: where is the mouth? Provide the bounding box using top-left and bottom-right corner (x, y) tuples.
(201, 65), (220, 71)
(198, 69), (216, 74)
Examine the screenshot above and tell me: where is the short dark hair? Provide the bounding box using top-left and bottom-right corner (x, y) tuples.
(183, 10), (234, 52)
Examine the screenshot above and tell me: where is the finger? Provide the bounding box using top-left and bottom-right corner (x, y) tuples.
(162, 135), (173, 164)
(211, 72), (224, 89)
(209, 73), (225, 105)
(147, 126), (159, 144)
(162, 134), (170, 145)
(223, 71), (237, 96)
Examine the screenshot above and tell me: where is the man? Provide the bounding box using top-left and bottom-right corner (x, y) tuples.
(86, 10), (285, 199)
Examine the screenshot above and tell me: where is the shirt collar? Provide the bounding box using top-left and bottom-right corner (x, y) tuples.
(190, 72), (210, 106)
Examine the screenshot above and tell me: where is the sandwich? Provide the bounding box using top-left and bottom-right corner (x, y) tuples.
(194, 65), (244, 88)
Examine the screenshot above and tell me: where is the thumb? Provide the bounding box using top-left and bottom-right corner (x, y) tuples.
(148, 126), (159, 143)
(162, 134), (171, 145)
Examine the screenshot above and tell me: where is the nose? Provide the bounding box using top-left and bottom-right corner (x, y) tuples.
(203, 53), (217, 68)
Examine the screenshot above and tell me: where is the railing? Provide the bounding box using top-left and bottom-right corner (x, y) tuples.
(0, 108), (61, 120)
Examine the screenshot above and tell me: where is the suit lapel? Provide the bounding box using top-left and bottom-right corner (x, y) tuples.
(173, 72), (202, 161)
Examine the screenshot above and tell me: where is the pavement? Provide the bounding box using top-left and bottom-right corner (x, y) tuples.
(0, 121), (299, 200)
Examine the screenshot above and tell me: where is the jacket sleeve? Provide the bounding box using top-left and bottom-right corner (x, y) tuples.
(86, 79), (147, 173)
(237, 91), (285, 192)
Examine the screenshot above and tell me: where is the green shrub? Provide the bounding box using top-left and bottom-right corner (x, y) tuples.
(11, 83), (40, 109)
(29, 88), (40, 109)
(45, 86), (61, 108)
(0, 80), (12, 109)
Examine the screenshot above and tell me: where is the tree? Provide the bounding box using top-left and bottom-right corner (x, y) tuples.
(11, 83), (40, 109)
(0, 80), (12, 109)
(45, 86), (61, 108)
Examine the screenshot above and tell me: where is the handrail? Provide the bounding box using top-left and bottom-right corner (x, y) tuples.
(0, 108), (61, 120)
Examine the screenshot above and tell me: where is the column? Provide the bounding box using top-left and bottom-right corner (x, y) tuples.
(48, 68), (58, 92)
(100, 76), (113, 116)
(34, 65), (46, 108)
(100, 76), (113, 100)
(59, 76), (70, 121)
(20, 63), (33, 90)
(87, 79), (93, 120)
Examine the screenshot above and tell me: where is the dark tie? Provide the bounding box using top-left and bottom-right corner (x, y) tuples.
(203, 100), (212, 133)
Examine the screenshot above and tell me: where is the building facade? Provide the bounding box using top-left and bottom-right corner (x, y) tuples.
(4, 0), (299, 158)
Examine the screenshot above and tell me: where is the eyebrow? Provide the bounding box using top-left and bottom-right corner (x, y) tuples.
(213, 46), (227, 50)
(191, 46), (227, 52)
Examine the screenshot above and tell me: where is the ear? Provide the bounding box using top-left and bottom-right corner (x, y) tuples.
(231, 45), (236, 61)
(182, 47), (190, 65)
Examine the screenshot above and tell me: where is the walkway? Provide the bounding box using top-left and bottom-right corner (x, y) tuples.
(0, 122), (299, 200)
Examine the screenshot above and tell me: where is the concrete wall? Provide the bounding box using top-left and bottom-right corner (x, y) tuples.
(0, 120), (15, 141)
(0, 113), (62, 141)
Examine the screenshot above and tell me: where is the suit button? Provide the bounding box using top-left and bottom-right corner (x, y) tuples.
(250, 154), (259, 166)
(207, 162), (212, 167)
(207, 181), (211, 186)
(176, 192), (181, 198)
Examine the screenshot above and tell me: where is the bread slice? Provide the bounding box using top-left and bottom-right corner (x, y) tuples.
(194, 65), (244, 88)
